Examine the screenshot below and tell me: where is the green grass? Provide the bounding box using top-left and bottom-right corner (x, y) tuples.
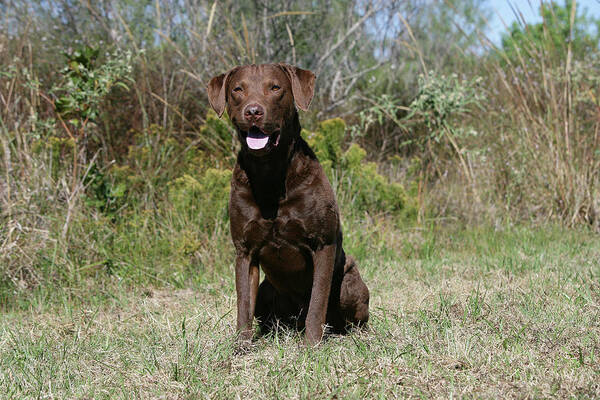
(1, 224), (599, 399)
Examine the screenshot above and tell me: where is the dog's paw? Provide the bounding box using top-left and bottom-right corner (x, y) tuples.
(234, 338), (254, 355)
(234, 330), (255, 354)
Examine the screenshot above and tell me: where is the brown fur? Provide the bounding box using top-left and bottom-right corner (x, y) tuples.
(207, 63), (369, 346)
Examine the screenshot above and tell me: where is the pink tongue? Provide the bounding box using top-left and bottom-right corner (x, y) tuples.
(247, 136), (269, 150)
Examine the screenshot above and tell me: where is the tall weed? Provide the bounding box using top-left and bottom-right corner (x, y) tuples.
(481, 2), (600, 228)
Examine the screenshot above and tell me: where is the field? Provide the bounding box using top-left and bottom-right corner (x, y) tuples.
(1, 0), (600, 398)
(2, 225), (599, 399)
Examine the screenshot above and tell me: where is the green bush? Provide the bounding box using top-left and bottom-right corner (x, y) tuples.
(199, 109), (235, 159)
(304, 118), (346, 168)
(82, 163), (128, 217)
(303, 118), (415, 219)
(80, 112), (232, 219)
(168, 168), (232, 229)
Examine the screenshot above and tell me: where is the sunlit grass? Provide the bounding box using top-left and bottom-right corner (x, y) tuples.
(1, 224), (598, 399)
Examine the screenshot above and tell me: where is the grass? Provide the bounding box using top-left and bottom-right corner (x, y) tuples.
(1, 224), (598, 399)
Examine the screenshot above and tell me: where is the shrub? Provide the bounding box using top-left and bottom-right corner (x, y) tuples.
(198, 109), (236, 160)
(168, 168), (232, 229)
(303, 118), (415, 219)
(305, 118), (346, 168)
(82, 163), (128, 218)
(406, 72), (484, 185)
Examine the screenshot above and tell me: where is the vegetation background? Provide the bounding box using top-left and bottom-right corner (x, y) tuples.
(0, 0), (599, 398)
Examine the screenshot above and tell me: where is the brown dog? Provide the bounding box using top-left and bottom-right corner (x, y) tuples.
(207, 63), (369, 345)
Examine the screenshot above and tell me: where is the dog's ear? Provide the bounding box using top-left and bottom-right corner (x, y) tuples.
(278, 63), (316, 111)
(207, 67), (238, 118)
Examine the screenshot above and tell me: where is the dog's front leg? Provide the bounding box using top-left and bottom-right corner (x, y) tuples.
(235, 253), (259, 343)
(305, 244), (335, 346)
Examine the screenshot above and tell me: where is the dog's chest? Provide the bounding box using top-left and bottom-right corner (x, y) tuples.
(242, 213), (309, 251)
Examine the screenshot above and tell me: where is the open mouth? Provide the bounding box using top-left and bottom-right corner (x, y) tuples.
(246, 126), (280, 150)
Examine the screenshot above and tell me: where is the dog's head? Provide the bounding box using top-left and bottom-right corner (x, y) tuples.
(207, 63), (315, 156)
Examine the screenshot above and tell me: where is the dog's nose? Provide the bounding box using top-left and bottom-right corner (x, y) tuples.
(243, 103), (264, 122)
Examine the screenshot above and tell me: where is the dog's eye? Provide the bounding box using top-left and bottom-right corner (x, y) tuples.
(233, 86), (243, 93)
(271, 85), (281, 91)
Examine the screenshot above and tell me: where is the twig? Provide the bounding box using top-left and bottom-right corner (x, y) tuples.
(315, 2), (380, 74)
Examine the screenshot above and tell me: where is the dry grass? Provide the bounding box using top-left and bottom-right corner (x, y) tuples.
(1, 225), (598, 399)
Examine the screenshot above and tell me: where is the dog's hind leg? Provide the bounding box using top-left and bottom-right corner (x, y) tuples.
(339, 256), (370, 328)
